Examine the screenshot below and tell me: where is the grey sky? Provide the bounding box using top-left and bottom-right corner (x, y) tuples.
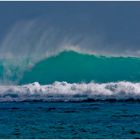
(0, 2), (140, 57)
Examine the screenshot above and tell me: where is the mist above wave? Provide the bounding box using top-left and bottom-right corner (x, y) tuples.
(0, 19), (140, 85)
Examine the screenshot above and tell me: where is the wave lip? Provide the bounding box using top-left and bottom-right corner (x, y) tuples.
(0, 81), (140, 102)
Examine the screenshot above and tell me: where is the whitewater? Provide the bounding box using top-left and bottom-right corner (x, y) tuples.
(0, 50), (140, 102)
(0, 81), (140, 102)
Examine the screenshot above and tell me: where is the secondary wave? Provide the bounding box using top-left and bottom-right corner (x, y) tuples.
(1, 81), (140, 102)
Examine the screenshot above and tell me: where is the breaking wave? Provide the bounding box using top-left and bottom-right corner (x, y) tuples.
(0, 50), (140, 85)
(1, 81), (140, 102)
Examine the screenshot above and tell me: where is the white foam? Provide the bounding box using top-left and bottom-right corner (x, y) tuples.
(0, 81), (140, 102)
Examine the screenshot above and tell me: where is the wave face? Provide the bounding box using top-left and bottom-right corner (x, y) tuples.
(20, 51), (140, 84)
(1, 81), (140, 102)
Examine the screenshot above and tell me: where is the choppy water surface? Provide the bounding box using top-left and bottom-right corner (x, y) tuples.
(0, 101), (140, 138)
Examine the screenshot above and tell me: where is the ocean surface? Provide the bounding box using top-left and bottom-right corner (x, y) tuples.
(0, 51), (140, 138)
(0, 101), (140, 139)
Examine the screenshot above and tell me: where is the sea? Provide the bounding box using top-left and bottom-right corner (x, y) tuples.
(0, 101), (140, 139)
(0, 51), (140, 138)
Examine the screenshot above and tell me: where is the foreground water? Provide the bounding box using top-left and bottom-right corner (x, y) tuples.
(0, 101), (140, 138)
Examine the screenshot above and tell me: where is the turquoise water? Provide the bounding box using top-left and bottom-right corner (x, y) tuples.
(0, 51), (140, 84)
(0, 101), (140, 139)
(21, 51), (140, 84)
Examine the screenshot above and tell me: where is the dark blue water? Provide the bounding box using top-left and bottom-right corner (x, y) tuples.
(0, 101), (140, 138)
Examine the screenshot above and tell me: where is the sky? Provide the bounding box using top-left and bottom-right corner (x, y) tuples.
(0, 1), (140, 57)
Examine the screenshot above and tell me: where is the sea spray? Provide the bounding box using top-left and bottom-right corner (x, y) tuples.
(0, 81), (140, 102)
